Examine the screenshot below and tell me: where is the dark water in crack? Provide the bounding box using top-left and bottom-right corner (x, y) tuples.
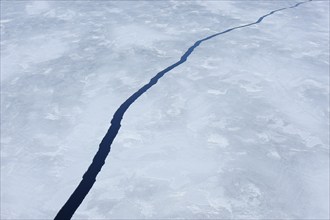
(54, 1), (312, 219)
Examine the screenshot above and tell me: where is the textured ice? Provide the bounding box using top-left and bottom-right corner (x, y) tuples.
(1, 0), (329, 219)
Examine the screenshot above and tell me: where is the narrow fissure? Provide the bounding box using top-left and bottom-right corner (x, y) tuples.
(54, 1), (312, 219)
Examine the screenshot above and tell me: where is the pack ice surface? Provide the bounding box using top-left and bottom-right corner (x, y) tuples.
(1, 1), (329, 219)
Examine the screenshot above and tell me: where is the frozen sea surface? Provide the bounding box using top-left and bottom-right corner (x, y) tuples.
(1, 0), (329, 219)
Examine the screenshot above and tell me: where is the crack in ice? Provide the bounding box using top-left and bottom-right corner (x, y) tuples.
(54, 1), (312, 219)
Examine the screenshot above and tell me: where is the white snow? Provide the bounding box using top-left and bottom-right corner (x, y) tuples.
(1, 0), (329, 219)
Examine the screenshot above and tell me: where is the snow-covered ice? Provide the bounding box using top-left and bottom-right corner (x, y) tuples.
(1, 1), (329, 219)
